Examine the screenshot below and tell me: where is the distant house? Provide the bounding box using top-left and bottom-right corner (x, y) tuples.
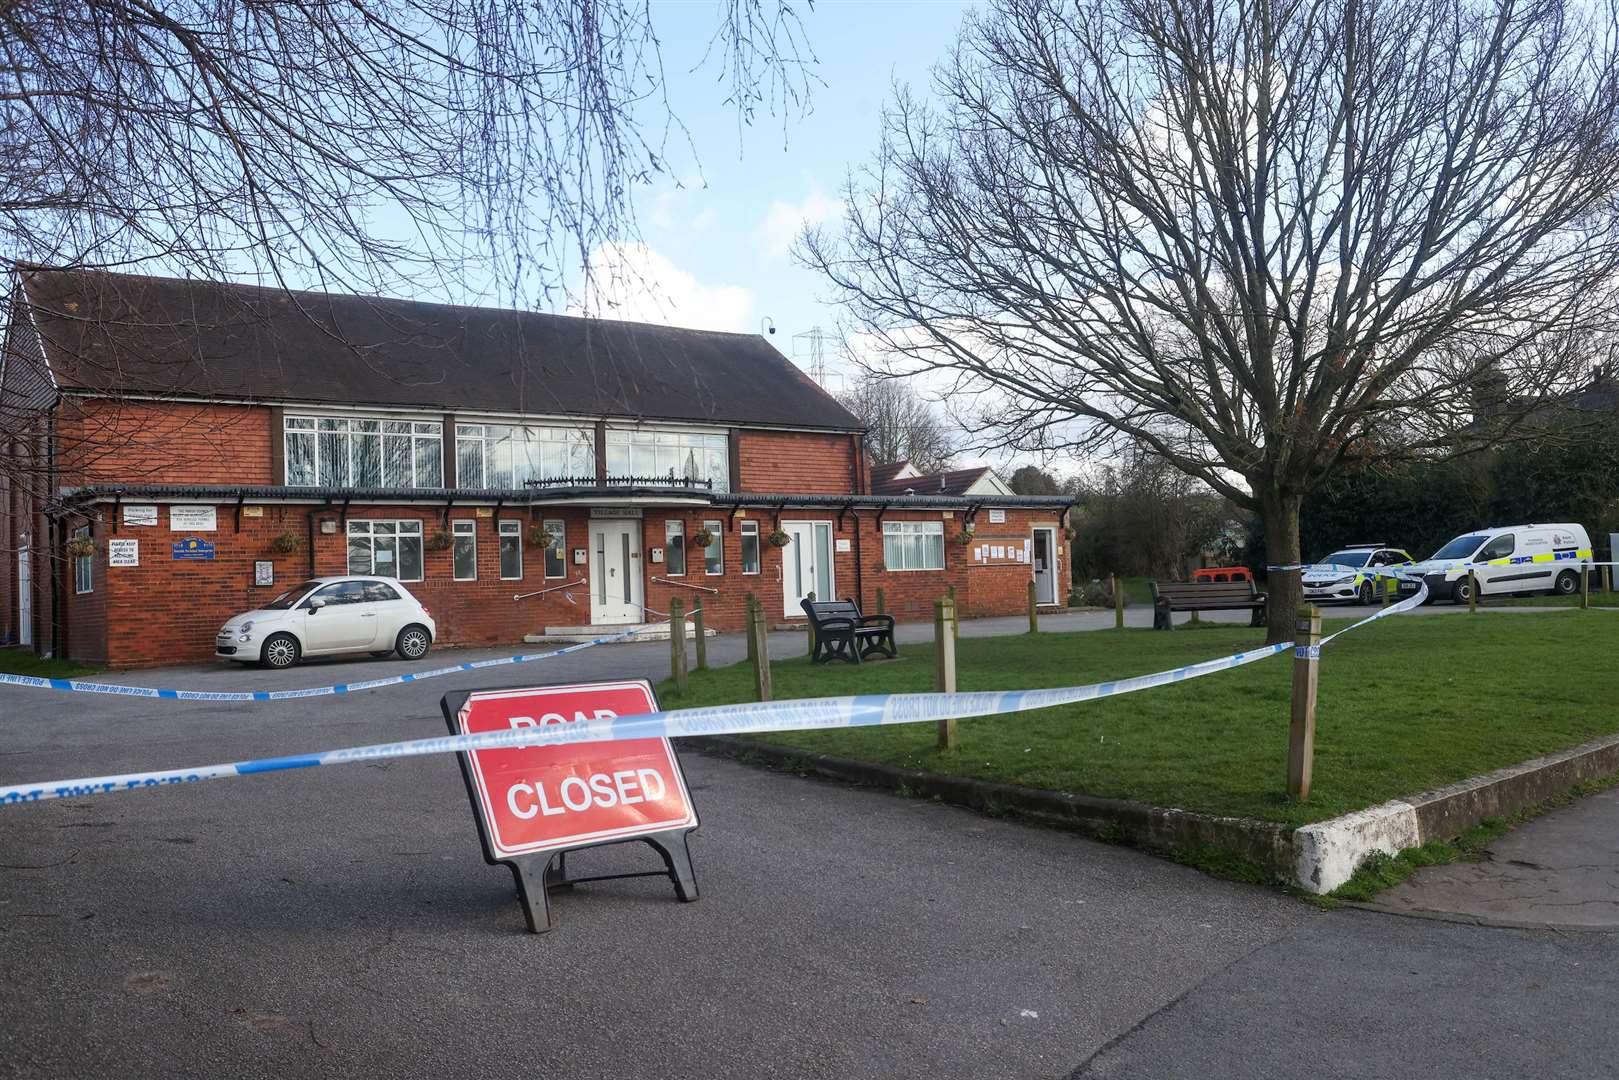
(871, 461), (1014, 497)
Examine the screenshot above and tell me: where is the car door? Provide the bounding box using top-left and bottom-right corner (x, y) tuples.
(361, 579), (410, 644)
(1474, 533), (1516, 594)
(301, 581), (379, 652)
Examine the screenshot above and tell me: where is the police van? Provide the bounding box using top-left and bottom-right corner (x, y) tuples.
(1401, 523), (1594, 604)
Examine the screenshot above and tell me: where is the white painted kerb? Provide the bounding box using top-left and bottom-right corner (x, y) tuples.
(1293, 800), (1421, 894)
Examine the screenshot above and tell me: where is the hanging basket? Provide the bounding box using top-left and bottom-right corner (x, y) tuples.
(269, 531), (302, 554)
(690, 527), (716, 549)
(1063, 526), (1078, 542)
(954, 529), (976, 546)
(529, 525), (559, 549)
(766, 528), (792, 547)
(425, 529), (452, 552)
(65, 536), (96, 559)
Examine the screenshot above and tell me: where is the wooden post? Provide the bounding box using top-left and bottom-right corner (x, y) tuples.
(935, 597), (958, 749)
(1468, 569), (1478, 614)
(805, 590), (816, 658)
(875, 586), (886, 615)
(744, 593), (757, 663)
(693, 600), (708, 670)
(1027, 580), (1039, 634)
(750, 602), (772, 702)
(1381, 575), (1391, 608)
(669, 597), (688, 693)
(1112, 573), (1124, 629)
(1287, 604), (1322, 801)
(1580, 565), (1590, 609)
(948, 584), (959, 642)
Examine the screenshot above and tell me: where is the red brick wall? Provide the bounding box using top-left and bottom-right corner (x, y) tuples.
(57, 400), (273, 486)
(735, 431), (856, 493)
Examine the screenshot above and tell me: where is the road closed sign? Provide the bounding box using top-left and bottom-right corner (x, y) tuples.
(450, 680), (697, 859)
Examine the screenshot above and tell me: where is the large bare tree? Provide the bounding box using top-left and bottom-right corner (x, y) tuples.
(837, 372), (957, 471)
(803, 0), (1619, 641)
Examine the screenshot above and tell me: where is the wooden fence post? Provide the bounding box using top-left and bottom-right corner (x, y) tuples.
(693, 600), (708, 670)
(1287, 604), (1322, 801)
(1468, 569), (1478, 614)
(805, 590), (816, 658)
(669, 597), (688, 693)
(1027, 580), (1039, 634)
(948, 584), (959, 642)
(1381, 574), (1391, 608)
(1112, 573), (1125, 629)
(1581, 565), (1590, 610)
(744, 593), (757, 664)
(750, 602), (772, 702)
(935, 597), (958, 749)
(875, 586), (886, 615)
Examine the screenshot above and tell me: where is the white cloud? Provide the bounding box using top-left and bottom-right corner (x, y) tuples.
(572, 242), (754, 333)
(753, 188), (843, 260)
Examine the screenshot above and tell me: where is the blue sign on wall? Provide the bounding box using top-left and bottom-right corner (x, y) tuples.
(171, 537), (216, 561)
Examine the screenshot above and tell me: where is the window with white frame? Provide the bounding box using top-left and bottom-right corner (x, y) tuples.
(452, 520), (477, 581)
(665, 520), (686, 575)
(498, 520), (523, 580)
(883, 520), (945, 571)
(285, 416), (442, 488)
(740, 521), (760, 575)
(703, 519), (723, 575)
(542, 519), (566, 578)
(455, 423), (594, 489)
(605, 428), (729, 491)
(347, 520), (424, 580)
(72, 525), (93, 594)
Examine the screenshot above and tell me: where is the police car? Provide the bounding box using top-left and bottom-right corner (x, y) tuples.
(1301, 544), (1416, 605)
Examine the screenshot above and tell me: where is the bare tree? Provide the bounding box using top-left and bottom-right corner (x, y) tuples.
(804, 0), (1619, 641)
(837, 372), (956, 471)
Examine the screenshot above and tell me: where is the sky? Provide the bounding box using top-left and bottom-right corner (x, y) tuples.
(573, 0), (981, 401)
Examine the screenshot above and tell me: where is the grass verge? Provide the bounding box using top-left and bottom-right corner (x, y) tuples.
(0, 646), (98, 678)
(660, 609), (1618, 828)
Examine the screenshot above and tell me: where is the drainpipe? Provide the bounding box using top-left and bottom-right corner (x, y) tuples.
(851, 509), (865, 608)
(306, 509), (317, 577)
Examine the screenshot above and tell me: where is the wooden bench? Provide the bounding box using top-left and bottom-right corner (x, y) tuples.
(1149, 580), (1267, 630)
(801, 598), (898, 664)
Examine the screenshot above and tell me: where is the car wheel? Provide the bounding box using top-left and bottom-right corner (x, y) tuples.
(1452, 577), (1475, 606)
(261, 633), (300, 669)
(369, 650), (393, 659)
(395, 624), (431, 660)
(1357, 581), (1374, 605)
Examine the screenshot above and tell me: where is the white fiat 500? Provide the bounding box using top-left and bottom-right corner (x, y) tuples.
(216, 577), (437, 669)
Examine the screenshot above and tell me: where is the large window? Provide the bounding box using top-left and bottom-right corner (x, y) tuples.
(605, 428), (729, 491)
(542, 519), (566, 578)
(286, 416), (442, 488)
(498, 520), (523, 579)
(703, 519), (723, 575)
(883, 521), (945, 571)
(72, 525), (93, 594)
(347, 520), (424, 580)
(665, 520), (686, 575)
(740, 521), (760, 575)
(456, 423), (594, 489)
(452, 520), (477, 581)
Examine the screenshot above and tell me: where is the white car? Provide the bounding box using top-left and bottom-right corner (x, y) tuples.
(216, 576), (437, 669)
(1301, 544), (1415, 605)
(1400, 523), (1595, 604)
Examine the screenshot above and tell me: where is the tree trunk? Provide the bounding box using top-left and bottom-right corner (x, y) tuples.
(1261, 490), (1303, 645)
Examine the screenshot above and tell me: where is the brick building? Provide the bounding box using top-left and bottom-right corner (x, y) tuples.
(1, 268), (1071, 666)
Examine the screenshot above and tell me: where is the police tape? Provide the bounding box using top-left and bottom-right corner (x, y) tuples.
(0, 624), (667, 702)
(0, 638), (1299, 806)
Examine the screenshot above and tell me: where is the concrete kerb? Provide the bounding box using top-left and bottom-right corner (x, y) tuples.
(687, 730), (1619, 896)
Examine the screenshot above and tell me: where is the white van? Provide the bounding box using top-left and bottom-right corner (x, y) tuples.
(1401, 523), (1594, 604)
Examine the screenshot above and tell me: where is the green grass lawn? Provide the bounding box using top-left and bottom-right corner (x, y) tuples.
(0, 646), (98, 678)
(659, 610), (1619, 828)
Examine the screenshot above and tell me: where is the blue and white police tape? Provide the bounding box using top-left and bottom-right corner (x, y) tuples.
(0, 639), (1296, 806)
(1320, 573), (1429, 645)
(0, 624), (667, 703)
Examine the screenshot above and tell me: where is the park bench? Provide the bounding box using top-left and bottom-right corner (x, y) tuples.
(1149, 580), (1267, 631)
(800, 598), (898, 664)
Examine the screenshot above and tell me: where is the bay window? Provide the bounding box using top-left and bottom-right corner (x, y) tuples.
(347, 520), (424, 580)
(455, 423), (594, 489)
(286, 416), (442, 488)
(605, 428), (729, 491)
(883, 520), (945, 571)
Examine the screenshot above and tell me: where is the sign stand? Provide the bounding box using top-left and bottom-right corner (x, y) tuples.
(441, 681), (699, 934)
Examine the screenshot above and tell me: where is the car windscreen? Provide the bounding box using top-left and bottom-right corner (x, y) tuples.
(1432, 535), (1487, 561)
(262, 581), (322, 610)
(1318, 551), (1370, 568)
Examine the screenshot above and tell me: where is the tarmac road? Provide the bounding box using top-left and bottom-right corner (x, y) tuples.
(2, 611), (1612, 1079)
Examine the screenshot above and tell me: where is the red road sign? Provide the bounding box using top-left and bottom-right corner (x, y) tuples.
(452, 679), (697, 859)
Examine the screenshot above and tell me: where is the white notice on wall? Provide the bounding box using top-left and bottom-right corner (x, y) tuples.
(107, 539), (138, 567)
(123, 504), (158, 527)
(169, 506), (217, 532)
(376, 549), (394, 565)
(988, 509), (1006, 524)
(254, 560), (274, 586)
(835, 538), (852, 553)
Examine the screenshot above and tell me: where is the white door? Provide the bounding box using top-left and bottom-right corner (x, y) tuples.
(302, 581), (379, 652)
(591, 520), (644, 624)
(782, 520), (834, 617)
(17, 546), (31, 647)
(1032, 528), (1058, 605)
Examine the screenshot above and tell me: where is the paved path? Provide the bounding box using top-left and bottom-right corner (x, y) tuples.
(1371, 785), (1619, 930)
